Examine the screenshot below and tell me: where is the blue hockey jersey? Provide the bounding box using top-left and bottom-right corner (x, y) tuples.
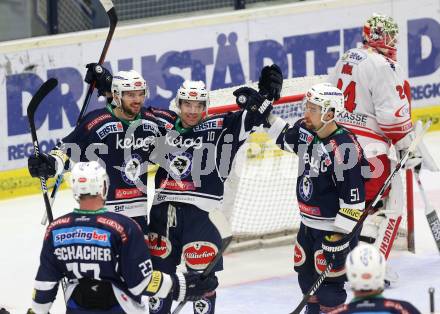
(58, 104), (160, 217)
(32, 209), (174, 314)
(267, 117), (368, 233)
(328, 295), (421, 313)
(149, 108), (258, 212)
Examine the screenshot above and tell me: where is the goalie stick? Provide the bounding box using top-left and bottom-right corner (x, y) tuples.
(172, 210), (233, 314)
(414, 168), (440, 252)
(41, 0), (118, 225)
(289, 120), (433, 314)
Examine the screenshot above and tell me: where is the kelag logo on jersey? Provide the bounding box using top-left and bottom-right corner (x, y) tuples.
(53, 227), (111, 247)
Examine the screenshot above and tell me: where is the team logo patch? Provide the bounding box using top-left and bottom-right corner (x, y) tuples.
(147, 233), (172, 259)
(294, 242), (306, 267)
(52, 227), (111, 247)
(121, 154), (142, 185)
(194, 298), (212, 314)
(183, 241), (218, 270)
(149, 296), (163, 313)
(169, 152), (192, 179)
(314, 250), (345, 277)
(96, 122), (123, 139)
(298, 176), (313, 201)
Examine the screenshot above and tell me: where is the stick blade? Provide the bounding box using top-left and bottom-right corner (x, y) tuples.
(27, 78), (58, 118)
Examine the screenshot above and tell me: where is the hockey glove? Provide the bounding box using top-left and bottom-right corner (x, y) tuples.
(85, 63), (113, 96)
(233, 87), (273, 119)
(258, 64), (283, 101)
(28, 153), (58, 178)
(321, 233), (350, 270)
(172, 272), (218, 302)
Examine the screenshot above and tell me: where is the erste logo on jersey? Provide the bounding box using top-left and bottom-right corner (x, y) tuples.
(183, 241), (218, 270)
(53, 227), (111, 247)
(96, 122), (124, 139)
(142, 119), (160, 134)
(193, 118), (224, 132)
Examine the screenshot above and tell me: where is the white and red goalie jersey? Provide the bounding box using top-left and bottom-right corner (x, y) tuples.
(328, 47), (412, 158)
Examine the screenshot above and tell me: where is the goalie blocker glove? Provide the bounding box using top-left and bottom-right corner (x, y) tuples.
(85, 63), (113, 97)
(171, 272), (218, 302)
(321, 233), (351, 270)
(258, 64), (283, 101)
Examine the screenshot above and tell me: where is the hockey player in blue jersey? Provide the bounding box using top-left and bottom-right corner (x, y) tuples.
(265, 82), (368, 313)
(30, 161), (218, 314)
(28, 67), (160, 235)
(329, 243), (421, 313)
(147, 68), (282, 314)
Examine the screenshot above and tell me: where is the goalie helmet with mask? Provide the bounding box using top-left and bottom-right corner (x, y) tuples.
(70, 161), (109, 202)
(111, 70), (149, 116)
(346, 243), (386, 291)
(172, 80), (210, 127)
(363, 13), (399, 61)
(303, 82), (344, 132)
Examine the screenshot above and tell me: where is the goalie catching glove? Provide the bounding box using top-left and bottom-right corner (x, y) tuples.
(85, 63), (113, 97)
(321, 233), (351, 269)
(258, 64), (283, 101)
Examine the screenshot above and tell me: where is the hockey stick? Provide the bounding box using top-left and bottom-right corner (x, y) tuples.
(41, 0), (117, 225)
(27, 78), (59, 223)
(289, 120), (432, 314)
(414, 168), (440, 252)
(172, 210), (233, 314)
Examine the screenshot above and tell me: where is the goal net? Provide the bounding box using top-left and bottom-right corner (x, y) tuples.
(207, 75), (413, 252)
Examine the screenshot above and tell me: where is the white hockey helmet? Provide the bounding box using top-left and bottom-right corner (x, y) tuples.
(70, 161), (109, 202)
(174, 80), (209, 112)
(111, 70), (149, 106)
(304, 83), (344, 121)
(363, 13), (399, 60)
(346, 244), (386, 291)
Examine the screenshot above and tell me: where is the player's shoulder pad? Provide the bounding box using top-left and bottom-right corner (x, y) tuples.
(44, 213), (74, 240)
(383, 298), (420, 313)
(81, 108), (114, 132)
(96, 212), (139, 243)
(340, 48), (368, 65)
(149, 107), (178, 122)
(327, 126), (363, 164)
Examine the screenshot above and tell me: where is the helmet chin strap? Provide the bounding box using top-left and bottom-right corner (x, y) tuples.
(314, 108), (335, 134)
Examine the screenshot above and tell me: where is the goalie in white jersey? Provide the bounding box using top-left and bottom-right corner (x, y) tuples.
(328, 13), (435, 285)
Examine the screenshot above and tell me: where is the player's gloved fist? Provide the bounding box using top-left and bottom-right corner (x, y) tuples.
(172, 272), (218, 302)
(321, 233), (350, 270)
(85, 63), (113, 96)
(258, 64), (283, 101)
(233, 87), (273, 118)
(28, 153), (57, 178)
